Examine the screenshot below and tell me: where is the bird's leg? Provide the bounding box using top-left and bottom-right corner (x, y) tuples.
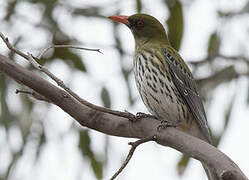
(157, 119), (181, 130)
(135, 112), (158, 120)
(125, 111), (157, 122)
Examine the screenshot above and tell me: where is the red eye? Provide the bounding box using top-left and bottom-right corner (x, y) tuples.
(137, 20), (144, 27)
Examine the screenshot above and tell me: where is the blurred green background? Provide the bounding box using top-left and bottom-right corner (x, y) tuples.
(0, 0), (249, 179)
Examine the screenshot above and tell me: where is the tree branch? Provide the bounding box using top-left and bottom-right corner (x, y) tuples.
(0, 33), (136, 121)
(0, 54), (248, 180)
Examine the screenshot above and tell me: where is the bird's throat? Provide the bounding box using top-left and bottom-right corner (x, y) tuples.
(135, 38), (167, 52)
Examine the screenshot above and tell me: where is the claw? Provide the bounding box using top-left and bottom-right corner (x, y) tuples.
(157, 119), (180, 131)
(135, 112), (157, 120)
(124, 110), (137, 122)
(125, 111), (157, 122)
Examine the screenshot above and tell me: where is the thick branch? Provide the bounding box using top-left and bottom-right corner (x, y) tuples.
(0, 54), (247, 180)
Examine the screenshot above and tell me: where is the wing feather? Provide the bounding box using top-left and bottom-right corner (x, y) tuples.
(162, 48), (211, 143)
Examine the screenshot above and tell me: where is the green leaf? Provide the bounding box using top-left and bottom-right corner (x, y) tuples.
(224, 93), (235, 130)
(5, 0), (17, 21)
(36, 125), (46, 161)
(207, 32), (220, 58)
(165, 0), (184, 51)
(40, 32), (87, 72)
(79, 130), (91, 156)
(67, 51), (86, 72)
(0, 76), (15, 128)
(101, 87), (111, 108)
(51, 48), (86, 72)
(90, 157), (103, 180)
(73, 7), (104, 18)
(78, 130), (103, 180)
(177, 155), (190, 176)
(136, 0), (142, 13)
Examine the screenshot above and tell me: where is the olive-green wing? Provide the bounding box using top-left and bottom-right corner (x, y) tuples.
(162, 48), (211, 144)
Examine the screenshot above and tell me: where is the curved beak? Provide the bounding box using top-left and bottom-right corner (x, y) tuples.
(108, 15), (130, 26)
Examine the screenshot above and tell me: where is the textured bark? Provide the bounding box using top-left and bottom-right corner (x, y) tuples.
(0, 54), (248, 180)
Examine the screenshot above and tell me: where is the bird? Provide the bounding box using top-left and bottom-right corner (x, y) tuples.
(109, 14), (218, 180)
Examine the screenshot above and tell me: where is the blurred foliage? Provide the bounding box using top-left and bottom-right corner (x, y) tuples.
(207, 32), (221, 59)
(0, 0), (249, 180)
(101, 87), (111, 108)
(79, 130), (103, 180)
(165, 0), (184, 51)
(136, 0), (143, 13)
(177, 154), (190, 175)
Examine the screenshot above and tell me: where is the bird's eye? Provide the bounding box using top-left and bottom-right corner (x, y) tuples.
(136, 20), (144, 27)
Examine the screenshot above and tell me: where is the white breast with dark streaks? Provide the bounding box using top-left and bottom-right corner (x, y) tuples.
(133, 50), (192, 125)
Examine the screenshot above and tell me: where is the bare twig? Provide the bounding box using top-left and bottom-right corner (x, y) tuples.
(37, 44), (102, 59)
(0, 32), (29, 60)
(0, 33), (136, 121)
(15, 89), (31, 95)
(16, 89), (51, 102)
(110, 135), (157, 180)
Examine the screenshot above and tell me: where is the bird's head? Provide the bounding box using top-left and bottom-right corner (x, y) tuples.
(109, 14), (169, 47)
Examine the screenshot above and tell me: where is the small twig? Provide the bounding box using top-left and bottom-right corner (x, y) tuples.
(110, 135), (157, 180)
(15, 89), (32, 95)
(0, 32), (29, 60)
(37, 44), (103, 59)
(16, 89), (51, 102)
(0, 33), (136, 120)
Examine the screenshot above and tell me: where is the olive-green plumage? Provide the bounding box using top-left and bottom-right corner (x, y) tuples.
(109, 13), (218, 180)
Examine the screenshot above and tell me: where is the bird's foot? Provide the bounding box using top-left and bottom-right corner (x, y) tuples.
(135, 112), (157, 120)
(126, 111), (157, 122)
(157, 120), (180, 131)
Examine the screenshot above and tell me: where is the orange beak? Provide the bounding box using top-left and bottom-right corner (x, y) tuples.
(108, 15), (130, 26)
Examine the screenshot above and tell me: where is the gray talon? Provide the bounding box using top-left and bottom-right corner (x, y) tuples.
(126, 111), (158, 122)
(157, 120), (180, 130)
(136, 112), (157, 120)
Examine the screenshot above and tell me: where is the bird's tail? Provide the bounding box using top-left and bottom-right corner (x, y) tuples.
(202, 163), (219, 180)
